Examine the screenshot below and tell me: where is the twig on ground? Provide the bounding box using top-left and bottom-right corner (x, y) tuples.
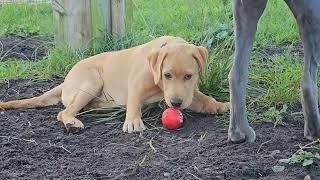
(0, 135), (38, 145)
(198, 131), (207, 143)
(257, 139), (272, 153)
(59, 145), (72, 154)
(187, 172), (202, 180)
(299, 139), (320, 149)
(158, 153), (169, 159)
(48, 140), (72, 154)
(298, 146), (320, 151)
(139, 154), (147, 166)
(147, 139), (157, 153)
(296, 139), (320, 153)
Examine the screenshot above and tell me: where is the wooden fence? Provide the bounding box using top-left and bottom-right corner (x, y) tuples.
(52, 0), (132, 50)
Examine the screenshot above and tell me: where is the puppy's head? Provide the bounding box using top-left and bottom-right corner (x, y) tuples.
(148, 43), (208, 109)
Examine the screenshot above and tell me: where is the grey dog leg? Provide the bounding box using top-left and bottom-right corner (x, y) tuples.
(228, 0), (267, 143)
(285, 0), (320, 140)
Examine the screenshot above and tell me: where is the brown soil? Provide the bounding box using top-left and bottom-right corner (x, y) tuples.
(0, 78), (319, 180)
(0, 35), (52, 61)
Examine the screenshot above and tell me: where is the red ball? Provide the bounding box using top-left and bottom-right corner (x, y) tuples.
(162, 107), (183, 129)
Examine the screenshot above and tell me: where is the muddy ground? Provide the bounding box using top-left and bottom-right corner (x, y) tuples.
(0, 78), (319, 180)
(0, 35), (52, 61)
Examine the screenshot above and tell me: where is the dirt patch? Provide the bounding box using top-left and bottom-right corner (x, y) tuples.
(0, 79), (319, 179)
(259, 41), (304, 62)
(0, 35), (53, 61)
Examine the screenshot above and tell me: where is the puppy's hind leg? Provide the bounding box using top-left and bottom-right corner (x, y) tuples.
(58, 83), (102, 133)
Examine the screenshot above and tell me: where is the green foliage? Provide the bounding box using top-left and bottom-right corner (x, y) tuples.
(0, 47), (85, 79)
(272, 165), (285, 173)
(272, 140), (320, 173)
(256, 0), (299, 46)
(0, 3), (52, 36)
(262, 104), (288, 127)
(131, 0), (232, 42)
(273, 150), (320, 173)
(248, 53), (303, 107)
(198, 38), (233, 101)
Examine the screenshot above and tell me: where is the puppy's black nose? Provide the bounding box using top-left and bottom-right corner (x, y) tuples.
(170, 98), (183, 108)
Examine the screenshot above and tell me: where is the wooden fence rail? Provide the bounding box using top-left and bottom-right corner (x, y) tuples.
(53, 0), (132, 50)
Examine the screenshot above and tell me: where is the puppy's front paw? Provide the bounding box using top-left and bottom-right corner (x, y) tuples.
(203, 99), (230, 114)
(123, 117), (146, 133)
(218, 102), (230, 113)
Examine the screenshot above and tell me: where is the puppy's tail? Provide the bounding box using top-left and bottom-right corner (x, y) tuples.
(0, 84), (63, 110)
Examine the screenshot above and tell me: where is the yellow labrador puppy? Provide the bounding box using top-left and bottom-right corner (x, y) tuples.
(0, 36), (229, 133)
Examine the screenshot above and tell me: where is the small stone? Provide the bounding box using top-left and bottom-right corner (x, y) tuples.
(0, 111), (4, 114)
(215, 176), (224, 180)
(55, 136), (62, 141)
(205, 168), (211, 171)
(304, 175), (311, 180)
(291, 135), (297, 140)
(271, 150), (281, 156)
(163, 172), (170, 177)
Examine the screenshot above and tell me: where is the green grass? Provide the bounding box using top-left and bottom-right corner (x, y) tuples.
(0, 3), (52, 36)
(0, 1), (309, 125)
(0, 48), (84, 79)
(131, 0), (232, 42)
(249, 53), (303, 107)
(256, 0), (299, 46)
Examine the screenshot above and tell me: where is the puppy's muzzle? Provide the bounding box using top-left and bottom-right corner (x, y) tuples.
(170, 98), (183, 108)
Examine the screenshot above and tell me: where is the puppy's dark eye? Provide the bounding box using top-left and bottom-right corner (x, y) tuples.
(164, 73), (172, 80)
(184, 74), (192, 80)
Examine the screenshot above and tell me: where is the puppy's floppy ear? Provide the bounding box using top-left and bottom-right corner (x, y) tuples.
(192, 45), (208, 77)
(147, 50), (167, 85)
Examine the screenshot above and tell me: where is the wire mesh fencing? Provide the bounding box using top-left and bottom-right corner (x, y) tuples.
(0, 0), (51, 4)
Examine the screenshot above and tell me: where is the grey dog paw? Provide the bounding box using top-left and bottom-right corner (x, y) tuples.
(228, 126), (256, 143)
(304, 121), (320, 141)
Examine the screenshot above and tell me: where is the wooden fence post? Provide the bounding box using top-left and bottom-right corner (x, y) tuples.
(90, 0), (112, 49)
(111, 0), (133, 36)
(111, 0), (125, 36)
(53, 0), (132, 50)
(53, 0), (92, 50)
